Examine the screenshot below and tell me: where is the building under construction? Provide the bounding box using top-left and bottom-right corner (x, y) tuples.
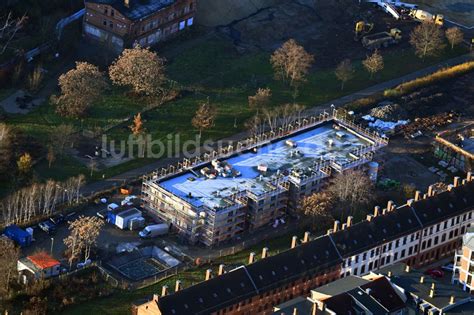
(141, 111), (388, 246)
(434, 124), (474, 173)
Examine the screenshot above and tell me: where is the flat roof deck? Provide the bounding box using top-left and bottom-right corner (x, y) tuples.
(158, 122), (373, 210)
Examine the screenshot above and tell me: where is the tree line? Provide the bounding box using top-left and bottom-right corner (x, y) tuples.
(0, 175), (85, 226)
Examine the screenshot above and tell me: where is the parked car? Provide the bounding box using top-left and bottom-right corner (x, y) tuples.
(425, 268), (444, 278)
(38, 221), (56, 234)
(49, 214), (65, 225)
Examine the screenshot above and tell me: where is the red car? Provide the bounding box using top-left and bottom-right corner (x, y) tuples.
(425, 268), (444, 278)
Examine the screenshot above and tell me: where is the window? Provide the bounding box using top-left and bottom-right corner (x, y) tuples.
(104, 8), (108, 14)
(408, 247), (413, 255)
(401, 249), (406, 258)
(111, 9), (114, 16)
(394, 252), (398, 261)
(380, 257), (385, 266)
(386, 256), (391, 264)
(363, 253), (367, 260)
(103, 20), (107, 26)
(360, 265), (366, 274)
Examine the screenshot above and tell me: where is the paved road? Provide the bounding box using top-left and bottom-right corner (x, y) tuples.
(80, 52), (474, 197)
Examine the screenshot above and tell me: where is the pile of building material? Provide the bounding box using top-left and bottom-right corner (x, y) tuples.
(369, 102), (407, 120)
(362, 115), (409, 133)
(400, 113), (457, 139)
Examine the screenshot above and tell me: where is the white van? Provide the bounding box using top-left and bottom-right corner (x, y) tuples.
(139, 223), (169, 239)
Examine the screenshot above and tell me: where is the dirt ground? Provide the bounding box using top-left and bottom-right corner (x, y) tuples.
(201, 0), (419, 66)
(411, 0), (474, 27)
(370, 72), (474, 191)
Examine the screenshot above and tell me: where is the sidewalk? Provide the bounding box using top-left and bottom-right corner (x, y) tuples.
(80, 52), (474, 197)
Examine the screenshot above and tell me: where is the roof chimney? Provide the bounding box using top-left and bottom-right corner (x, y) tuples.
(407, 199), (414, 206)
(175, 280), (181, 292)
(327, 229), (333, 235)
(366, 288), (372, 295)
(450, 295), (455, 304)
(429, 288), (435, 298)
(374, 206), (380, 217)
(387, 271), (392, 277)
(218, 264), (225, 276)
(124, 0), (130, 8)
(382, 208), (387, 215)
(346, 216), (353, 228)
(333, 220), (340, 232)
(261, 247), (269, 259)
(248, 252), (256, 264)
(453, 176), (460, 187)
(303, 232), (310, 243)
(161, 285), (168, 296)
(423, 193), (427, 200)
(205, 269), (212, 280)
(387, 200), (394, 212)
(414, 190), (421, 201)
(153, 294), (159, 302)
(427, 185), (434, 197)
(405, 265), (410, 273)
(447, 184), (454, 192)
(462, 179), (467, 185)
(420, 276), (424, 283)
(431, 283), (435, 290)
(467, 171), (473, 182)
(291, 236), (298, 249)
(293, 307), (298, 315)
(342, 223), (347, 230)
(366, 214), (373, 222)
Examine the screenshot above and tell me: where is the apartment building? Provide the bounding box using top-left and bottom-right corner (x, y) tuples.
(142, 112), (387, 246)
(83, 0), (196, 50)
(452, 226), (474, 291)
(133, 175), (474, 315)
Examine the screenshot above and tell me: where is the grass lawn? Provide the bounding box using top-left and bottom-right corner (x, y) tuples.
(61, 228), (307, 315)
(2, 35), (468, 184)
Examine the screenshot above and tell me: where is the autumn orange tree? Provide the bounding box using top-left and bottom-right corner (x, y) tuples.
(270, 39), (314, 96)
(130, 113), (145, 136)
(192, 101), (216, 138)
(109, 45), (166, 97)
(52, 62), (107, 118)
(17, 152), (32, 175)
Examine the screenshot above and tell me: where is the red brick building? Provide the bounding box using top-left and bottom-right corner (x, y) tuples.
(133, 175), (474, 315)
(83, 0), (196, 50)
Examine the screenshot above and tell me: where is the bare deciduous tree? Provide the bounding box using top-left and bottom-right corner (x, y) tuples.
(0, 175), (85, 226)
(192, 101), (216, 138)
(50, 124), (76, 156)
(410, 21), (446, 58)
(52, 62), (107, 118)
(0, 12), (27, 55)
(248, 88), (271, 116)
(0, 123), (13, 176)
(109, 45), (166, 97)
(362, 50), (384, 79)
(64, 216), (104, 266)
(270, 39), (314, 93)
(445, 27), (463, 50)
(47, 145), (55, 169)
(298, 192), (333, 230)
(0, 237), (19, 298)
(327, 170), (374, 216)
(335, 59), (354, 90)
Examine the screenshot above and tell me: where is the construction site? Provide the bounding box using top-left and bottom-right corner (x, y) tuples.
(194, 0), (467, 65)
(141, 110), (388, 246)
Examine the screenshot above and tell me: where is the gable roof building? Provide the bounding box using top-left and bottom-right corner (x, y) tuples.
(133, 175), (474, 315)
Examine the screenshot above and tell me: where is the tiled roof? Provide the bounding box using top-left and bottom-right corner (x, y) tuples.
(86, 0), (176, 21)
(330, 204), (422, 257)
(27, 252), (60, 269)
(154, 181), (474, 314)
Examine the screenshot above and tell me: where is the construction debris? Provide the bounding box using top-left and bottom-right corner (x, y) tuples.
(400, 113), (457, 139)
